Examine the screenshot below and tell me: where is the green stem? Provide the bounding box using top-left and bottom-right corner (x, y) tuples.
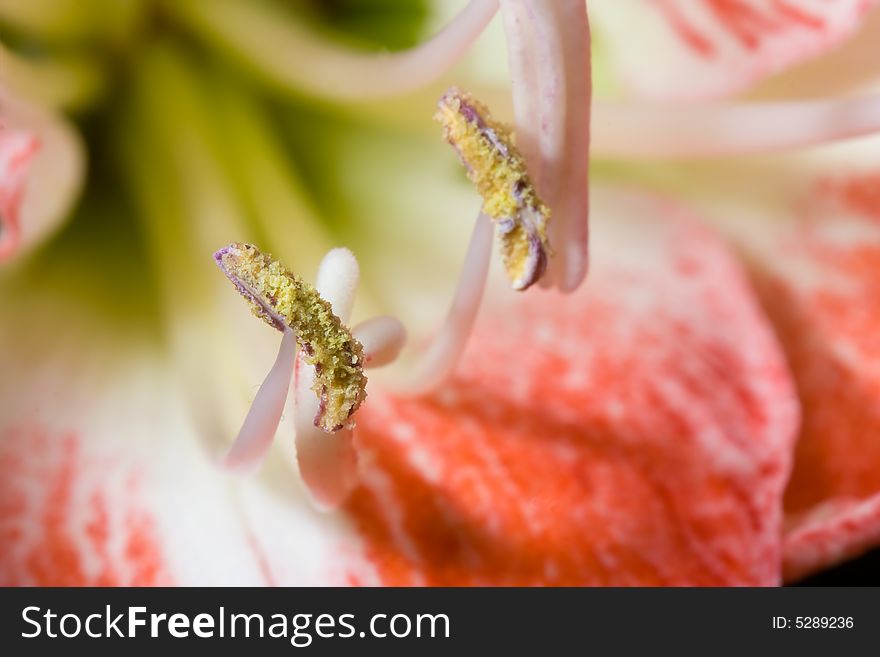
(1, 45), (106, 112)
(0, 0), (146, 45)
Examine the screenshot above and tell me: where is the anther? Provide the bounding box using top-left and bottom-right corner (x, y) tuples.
(214, 243), (367, 433)
(435, 87), (551, 291)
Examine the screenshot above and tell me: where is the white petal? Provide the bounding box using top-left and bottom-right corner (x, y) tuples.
(591, 0), (880, 100)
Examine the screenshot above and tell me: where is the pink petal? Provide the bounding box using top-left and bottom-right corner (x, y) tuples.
(591, 0), (880, 100)
(0, 429), (172, 586)
(345, 189), (797, 586)
(0, 87), (83, 263)
(220, 328), (295, 473)
(783, 497), (880, 582)
(748, 171), (880, 580)
(0, 313), (363, 585)
(0, 130), (39, 260)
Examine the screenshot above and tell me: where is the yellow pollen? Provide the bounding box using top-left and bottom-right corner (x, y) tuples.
(435, 88), (551, 289)
(217, 243), (367, 433)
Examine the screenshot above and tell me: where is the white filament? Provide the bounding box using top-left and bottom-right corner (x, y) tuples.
(388, 212), (493, 395)
(170, 0), (499, 101)
(219, 328), (296, 473)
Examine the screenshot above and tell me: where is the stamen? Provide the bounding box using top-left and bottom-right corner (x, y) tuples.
(165, 0), (499, 101)
(591, 96), (880, 159)
(295, 248), (362, 510)
(499, 0), (591, 293)
(214, 243), (367, 433)
(389, 212), (493, 396)
(220, 328), (296, 473)
(436, 88), (550, 291)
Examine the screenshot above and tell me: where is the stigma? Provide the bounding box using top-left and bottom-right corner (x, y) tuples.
(435, 87), (550, 290)
(214, 243), (367, 433)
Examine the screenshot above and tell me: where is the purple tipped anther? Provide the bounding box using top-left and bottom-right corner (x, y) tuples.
(214, 245), (287, 332)
(439, 88), (551, 292)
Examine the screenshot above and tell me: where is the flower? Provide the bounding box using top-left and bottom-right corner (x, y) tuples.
(2, 0), (880, 586)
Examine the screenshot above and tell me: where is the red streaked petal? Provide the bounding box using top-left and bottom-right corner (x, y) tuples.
(0, 87), (83, 263)
(346, 188), (797, 586)
(0, 428), (172, 586)
(783, 496), (880, 582)
(0, 130), (39, 260)
(0, 311), (367, 586)
(750, 171), (880, 580)
(591, 0), (880, 100)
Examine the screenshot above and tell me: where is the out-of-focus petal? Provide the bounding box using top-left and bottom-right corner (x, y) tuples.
(0, 86), (84, 263)
(0, 43), (107, 112)
(0, 310), (370, 586)
(783, 497), (880, 582)
(590, 0), (880, 100)
(0, 0), (146, 45)
(0, 426), (174, 586)
(346, 187), (797, 586)
(744, 170), (880, 580)
(0, 130), (39, 260)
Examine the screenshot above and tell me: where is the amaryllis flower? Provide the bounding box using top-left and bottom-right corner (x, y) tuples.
(2, 0), (880, 586)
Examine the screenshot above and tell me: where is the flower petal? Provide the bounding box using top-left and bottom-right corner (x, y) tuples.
(0, 340), (366, 586)
(0, 427), (173, 586)
(783, 497), (880, 582)
(0, 284), (366, 584)
(0, 86), (84, 263)
(745, 170), (880, 580)
(590, 0), (880, 100)
(0, 129), (39, 260)
(346, 187), (797, 585)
